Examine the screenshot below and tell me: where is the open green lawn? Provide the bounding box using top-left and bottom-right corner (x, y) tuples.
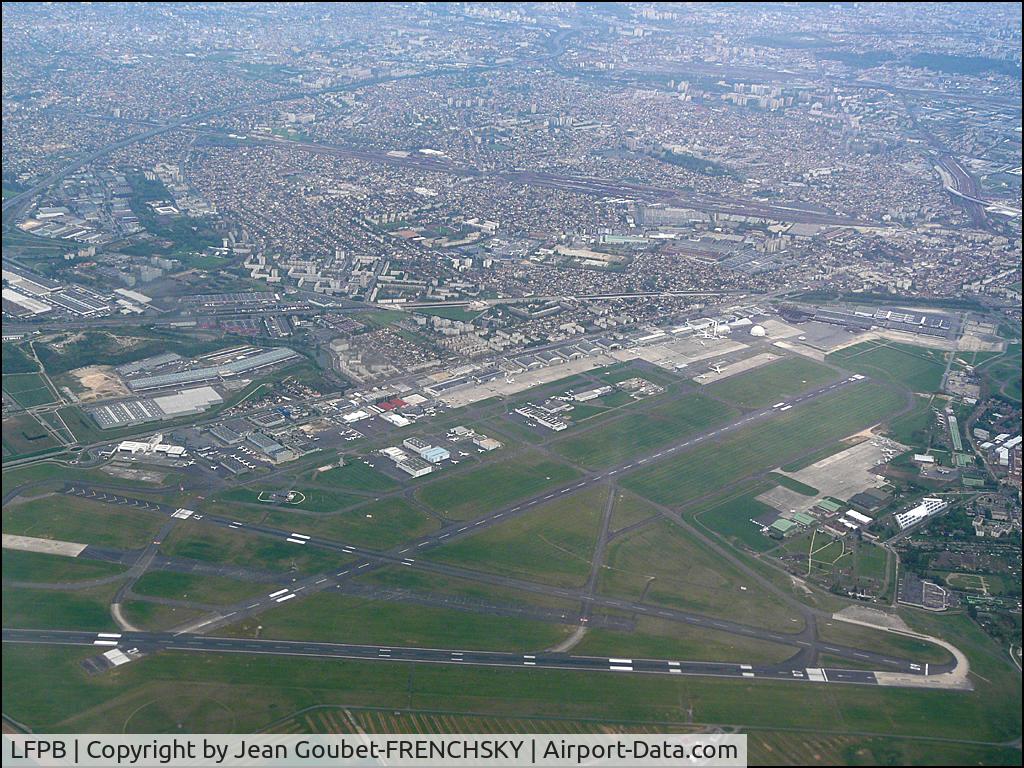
(415, 451), (581, 520)
(609, 488), (660, 532)
(120, 601), (208, 632)
(575, 616), (797, 664)
(767, 472), (820, 496)
(480, 415), (546, 445)
(694, 483), (778, 553)
(817, 620), (953, 666)
(360, 567), (579, 613)
(704, 357), (836, 409)
(2, 585), (119, 632)
(885, 394), (935, 447)
(598, 517), (804, 632)
(132, 571), (268, 605)
(2, 413), (62, 458)
(978, 343), (1022, 403)
(223, 592), (571, 651)
(828, 340), (946, 393)
(550, 393), (736, 469)
(426, 485), (607, 587)
(2, 372), (58, 408)
(3, 494), (164, 550)
(217, 485), (364, 513)
(307, 461), (398, 494)
(853, 542), (889, 583)
(158, 524), (347, 575)
(746, 731), (1019, 766)
(1, 549), (126, 584)
(622, 382), (905, 509)
(2, 461), (148, 492)
(262, 497), (440, 549)
(2, 343), (38, 373)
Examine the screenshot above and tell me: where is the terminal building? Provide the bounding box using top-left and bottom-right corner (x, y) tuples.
(115, 434), (186, 457)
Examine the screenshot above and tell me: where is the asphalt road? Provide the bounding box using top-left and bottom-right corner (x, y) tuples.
(1, 628), (885, 686)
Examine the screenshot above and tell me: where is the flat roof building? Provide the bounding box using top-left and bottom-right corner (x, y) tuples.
(421, 446), (450, 463)
(396, 456), (434, 478)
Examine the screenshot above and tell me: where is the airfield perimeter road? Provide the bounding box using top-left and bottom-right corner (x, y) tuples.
(4, 370), (958, 686)
(0, 628), (886, 687)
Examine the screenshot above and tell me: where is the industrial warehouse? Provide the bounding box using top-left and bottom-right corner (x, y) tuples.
(124, 346), (300, 391)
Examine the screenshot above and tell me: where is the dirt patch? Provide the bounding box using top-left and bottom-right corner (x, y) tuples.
(2, 533), (86, 557)
(834, 605), (909, 631)
(68, 366), (129, 402)
(102, 464), (166, 484)
(957, 332), (1004, 353)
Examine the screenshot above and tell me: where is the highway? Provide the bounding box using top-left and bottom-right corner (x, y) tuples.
(0, 628), (885, 686)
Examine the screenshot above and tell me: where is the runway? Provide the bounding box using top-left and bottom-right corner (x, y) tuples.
(2, 628), (887, 686)
(6, 367), (955, 687)
(44, 373), (950, 678)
